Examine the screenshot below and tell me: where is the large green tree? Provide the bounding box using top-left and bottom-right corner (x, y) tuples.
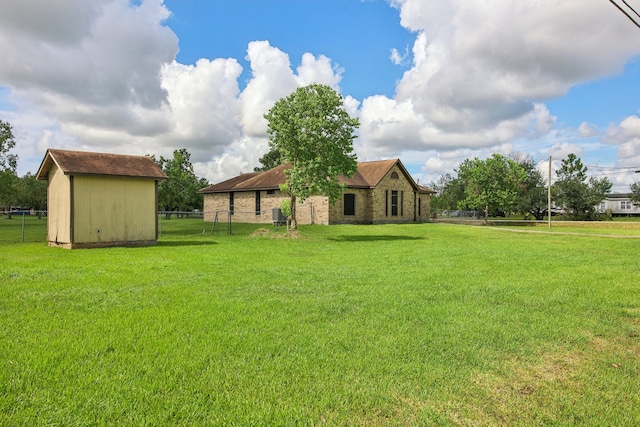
(16, 172), (47, 218)
(429, 173), (465, 212)
(0, 120), (19, 215)
(264, 84), (359, 229)
(553, 153), (612, 220)
(512, 154), (548, 220)
(253, 147), (283, 172)
(0, 120), (17, 172)
(456, 153), (527, 217)
(153, 148), (208, 218)
(630, 182), (640, 208)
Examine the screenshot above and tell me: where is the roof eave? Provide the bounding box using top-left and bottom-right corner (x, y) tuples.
(35, 150), (57, 180)
(61, 171), (167, 180)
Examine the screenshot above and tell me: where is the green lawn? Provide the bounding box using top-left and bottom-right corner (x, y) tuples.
(1, 219), (639, 425)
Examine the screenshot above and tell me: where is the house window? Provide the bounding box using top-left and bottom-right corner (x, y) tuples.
(255, 191), (261, 215)
(229, 192), (234, 215)
(344, 193), (355, 216)
(400, 191), (404, 216)
(391, 190), (398, 216)
(600, 202), (605, 211)
(267, 189), (275, 195)
(418, 197), (422, 216)
(621, 201), (631, 209)
(391, 172), (399, 179)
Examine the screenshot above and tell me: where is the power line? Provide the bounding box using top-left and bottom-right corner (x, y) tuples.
(609, 0), (640, 29)
(586, 165), (640, 170)
(622, 0), (640, 19)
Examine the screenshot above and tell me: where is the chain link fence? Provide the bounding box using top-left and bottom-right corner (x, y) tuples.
(0, 211), (48, 243)
(0, 210), (289, 244)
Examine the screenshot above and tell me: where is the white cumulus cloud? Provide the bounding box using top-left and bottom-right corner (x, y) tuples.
(1, 0), (640, 189)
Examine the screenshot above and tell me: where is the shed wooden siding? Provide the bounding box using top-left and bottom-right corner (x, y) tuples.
(73, 176), (157, 243)
(47, 164), (72, 244)
(37, 149), (166, 248)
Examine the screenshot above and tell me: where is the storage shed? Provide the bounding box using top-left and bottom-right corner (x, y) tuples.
(36, 149), (167, 249)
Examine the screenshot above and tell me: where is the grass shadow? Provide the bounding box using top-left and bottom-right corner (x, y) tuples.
(157, 240), (218, 247)
(327, 235), (426, 242)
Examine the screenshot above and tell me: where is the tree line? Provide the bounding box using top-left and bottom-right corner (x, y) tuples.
(152, 148), (209, 217)
(428, 152), (640, 220)
(4, 97), (640, 223)
(0, 121), (48, 218)
(0, 120), (209, 217)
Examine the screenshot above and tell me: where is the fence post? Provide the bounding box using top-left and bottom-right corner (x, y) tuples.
(22, 212), (25, 243)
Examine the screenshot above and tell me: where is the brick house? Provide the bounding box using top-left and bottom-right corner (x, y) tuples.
(199, 159), (435, 225)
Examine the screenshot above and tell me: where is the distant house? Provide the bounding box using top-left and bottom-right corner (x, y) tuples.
(199, 159), (435, 225)
(36, 149), (167, 249)
(598, 193), (640, 217)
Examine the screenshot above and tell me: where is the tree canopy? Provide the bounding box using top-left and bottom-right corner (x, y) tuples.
(264, 83), (359, 229)
(631, 182), (640, 208)
(16, 172), (47, 217)
(553, 153), (612, 220)
(0, 120), (17, 172)
(0, 122), (47, 217)
(0, 120), (19, 211)
(428, 173), (464, 211)
(153, 148), (208, 217)
(512, 154), (548, 220)
(253, 147), (283, 172)
(456, 153), (527, 217)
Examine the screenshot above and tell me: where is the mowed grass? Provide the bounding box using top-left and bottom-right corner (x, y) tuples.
(1, 219), (639, 425)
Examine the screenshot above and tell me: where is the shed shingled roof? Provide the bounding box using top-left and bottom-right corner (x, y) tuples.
(199, 159), (435, 194)
(36, 149), (167, 181)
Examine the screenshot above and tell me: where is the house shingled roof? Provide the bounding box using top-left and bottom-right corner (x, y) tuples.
(36, 149), (167, 181)
(417, 184), (437, 194)
(199, 159), (435, 194)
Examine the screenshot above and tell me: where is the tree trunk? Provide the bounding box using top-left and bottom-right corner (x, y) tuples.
(290, 194), (297, 230)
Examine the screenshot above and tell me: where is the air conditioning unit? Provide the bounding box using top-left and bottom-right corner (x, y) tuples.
(272, 207), (287, 225)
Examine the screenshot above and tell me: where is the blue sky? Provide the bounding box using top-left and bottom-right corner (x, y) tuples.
(1, 0), (640, 191)
(548, 57), (640, 128)
(164, 0), (414, 100)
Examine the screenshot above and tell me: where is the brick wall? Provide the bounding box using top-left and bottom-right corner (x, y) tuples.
(203, 191), (330, 225)
(371, 165), (419, 223)
(202, 164), (432, 225)
(328, 188), (373, 224)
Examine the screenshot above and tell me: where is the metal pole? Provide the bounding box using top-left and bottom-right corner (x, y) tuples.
(22, 212), (25, 242)
(548, 155), (552, 229)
